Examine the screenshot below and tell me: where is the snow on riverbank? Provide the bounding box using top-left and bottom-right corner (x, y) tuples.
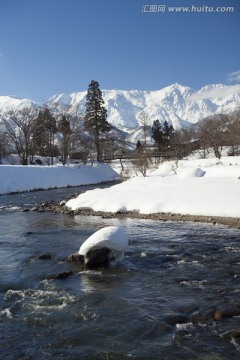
(0, 163), (118, 195)
(66, 156), (240, 218)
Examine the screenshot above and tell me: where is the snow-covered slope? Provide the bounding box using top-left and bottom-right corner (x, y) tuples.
(0, 163), (118, 194)
(0, 96), (37, 113)
(1, 83), (240, 131)
(47, 83), (240, 130)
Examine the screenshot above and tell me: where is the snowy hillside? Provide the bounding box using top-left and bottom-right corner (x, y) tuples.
(0, 95), (37, 113)
(0, 83), (240, 131)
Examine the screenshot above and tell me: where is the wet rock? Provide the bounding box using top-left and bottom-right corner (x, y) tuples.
(192, 306), (240, 324)
(176, 304), (200, 315)
(66, 192), (80, 201)
(69, 246), (121, 269)
(164, 314), (189, 326)
(21, 208), (30, 212)
(211, 304), (240, 321)
(37, 253), (52, 260)
(84, 248), (111, 268)
(191, 310), (214, 324)
(48, 271), (74, 280)
(40, 201), (48, 207)
(140, 322), (172, 340)
(222, 330), (240, 340)
(67, 253), (84, 263)
(213, 310), (224, 320)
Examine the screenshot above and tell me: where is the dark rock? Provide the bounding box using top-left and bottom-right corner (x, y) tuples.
(84, 247), (111, 268)
(21, 208), (30, 212)
(48, 271), (74, 280)
(191, 310), (214, 324)
(40, 201), (48, 207)
(67, 253), (84, 263)
(213, 310), (224, 320)
(222, 330), (240, 340)
(164, 314), (189, 326)
(214, 307), (240, 319)
(37, 253), (52, 260)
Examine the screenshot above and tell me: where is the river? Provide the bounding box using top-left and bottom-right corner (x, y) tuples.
(1, 185), (240, 359)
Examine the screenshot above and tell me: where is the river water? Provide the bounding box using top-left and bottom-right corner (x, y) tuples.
(1, 186), (240, 359)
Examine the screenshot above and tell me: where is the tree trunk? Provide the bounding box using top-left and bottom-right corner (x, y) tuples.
(95, 133), (102, 162)
(213, 146), (221, 159)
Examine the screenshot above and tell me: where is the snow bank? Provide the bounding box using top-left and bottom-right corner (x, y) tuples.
(79, 226), (128, 261)
(66, 156), (240, 218)
(0, 163), (118, 194)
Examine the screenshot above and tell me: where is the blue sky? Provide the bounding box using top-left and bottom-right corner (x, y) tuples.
(0, 0), (239, 101)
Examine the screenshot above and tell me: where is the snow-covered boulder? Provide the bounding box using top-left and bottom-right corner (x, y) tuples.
(177, 166), (206, 178)
(79, 226), (128, 267)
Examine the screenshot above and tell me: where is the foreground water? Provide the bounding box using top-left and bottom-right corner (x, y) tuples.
(1, 187), (240, 359)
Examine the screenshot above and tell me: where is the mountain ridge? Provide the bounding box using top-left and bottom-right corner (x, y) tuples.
(1, 83), (240, 130)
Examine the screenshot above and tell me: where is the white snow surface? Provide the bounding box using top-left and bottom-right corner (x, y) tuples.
(79, 226), (128, 259)
(0, 163), (118, 194)
(66, 156), (240, 218)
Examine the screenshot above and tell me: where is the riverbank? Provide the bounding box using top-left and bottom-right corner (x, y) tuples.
(34, 154), (240, 229)
(0, 163), (119, 194)
(36, 201), (240, 229)
(66, 156), (240, 221)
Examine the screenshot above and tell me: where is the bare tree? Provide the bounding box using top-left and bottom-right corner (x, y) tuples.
(132, 110), (152, 176)
(50, 103), (84, 165)
(225, 111), (240, 155)
(0, 130), (8, 163)
(197, 114), (228, 159)
(0, 107), (40, 165)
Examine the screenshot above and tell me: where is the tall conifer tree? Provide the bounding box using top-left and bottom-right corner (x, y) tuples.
(84, 80), (112, 162)
(152, 119), (163, 150)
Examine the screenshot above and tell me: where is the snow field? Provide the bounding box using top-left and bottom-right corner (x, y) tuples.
(66, 156), (240, 218)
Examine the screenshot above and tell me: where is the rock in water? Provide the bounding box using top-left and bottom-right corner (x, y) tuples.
(85, 248), (111, 267)
(67, 253), (84, 263)
(79, 226), (128, 268)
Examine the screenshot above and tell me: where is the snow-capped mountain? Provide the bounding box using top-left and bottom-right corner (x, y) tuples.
(0, 95), (37, 113)
(47, 83), (240, 130)
(1, 83), (240, 131)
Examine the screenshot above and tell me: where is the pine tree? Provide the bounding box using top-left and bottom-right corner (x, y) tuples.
(162, 120), (174, 149)
(84, 80), (112, 162)
(152, 120), (174, 151)
(136, 140), (142, 152)
(151, 119), (163, 150)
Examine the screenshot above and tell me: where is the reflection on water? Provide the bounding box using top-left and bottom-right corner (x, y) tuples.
(0, 189), (240, 359)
